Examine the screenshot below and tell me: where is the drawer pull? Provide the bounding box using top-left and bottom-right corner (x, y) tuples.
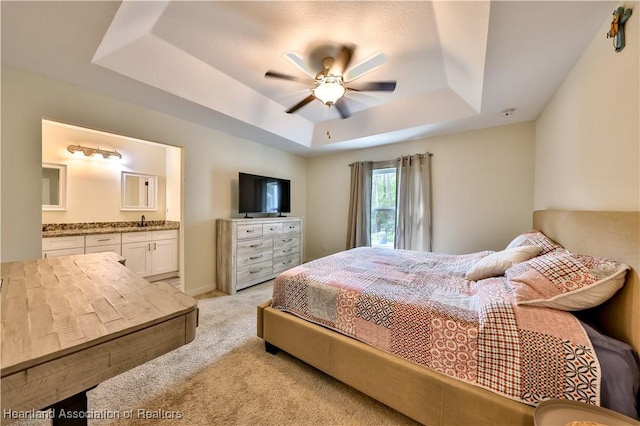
(282, 260), (293, 265)
(97, 238), (110, 242)
(250, 243), (263, 248)
(283, 238), (293, 243)
(249, 255), (263, 260)
(249, 268), (263, 274)
(283, 248), (293, 253)
(246, 229), (255, 233)
(270, 227), (276, 231)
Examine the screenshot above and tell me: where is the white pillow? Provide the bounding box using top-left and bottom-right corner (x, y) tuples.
(465, 245), (542, 281)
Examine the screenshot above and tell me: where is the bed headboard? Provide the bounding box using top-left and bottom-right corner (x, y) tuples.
(533, 210), (639, 354)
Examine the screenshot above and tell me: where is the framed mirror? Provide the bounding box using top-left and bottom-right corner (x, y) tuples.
(42, 163), (67, 211)
(121, 172), (157, 211)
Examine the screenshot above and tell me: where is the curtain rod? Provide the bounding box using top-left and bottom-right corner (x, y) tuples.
(396, 152), (432, 161)
(348, 152), (433, 167)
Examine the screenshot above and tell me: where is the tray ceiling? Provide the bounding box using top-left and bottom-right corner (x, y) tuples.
(1, 1), (616, 155)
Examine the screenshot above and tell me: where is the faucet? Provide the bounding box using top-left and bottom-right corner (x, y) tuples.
(140, 215), (146, 227)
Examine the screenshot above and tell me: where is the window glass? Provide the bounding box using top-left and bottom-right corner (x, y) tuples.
(371, 167), (397, 248)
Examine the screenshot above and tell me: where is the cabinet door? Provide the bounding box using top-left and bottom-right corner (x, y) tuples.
(151, 239), (178, 275)
(122, 241), (152, 276)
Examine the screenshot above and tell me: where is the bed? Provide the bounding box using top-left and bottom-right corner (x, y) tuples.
(257, 210), (640, 425)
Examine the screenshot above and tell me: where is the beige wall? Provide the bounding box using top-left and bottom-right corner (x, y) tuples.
(1, 65), (307, 295)
(42, 120), (173, 224)
(535, 5), (639, 211)
(165, 146), (182, 222)
(305, 122), (535, 260)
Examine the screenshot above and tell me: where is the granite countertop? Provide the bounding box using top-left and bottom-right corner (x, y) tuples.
(42, 220), (180, 238)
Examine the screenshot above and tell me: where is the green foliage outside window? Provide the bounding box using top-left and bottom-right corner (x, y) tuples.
(371, 168), (396, 246)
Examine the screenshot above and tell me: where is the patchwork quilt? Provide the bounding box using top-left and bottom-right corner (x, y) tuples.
(272, 247), (600, 406)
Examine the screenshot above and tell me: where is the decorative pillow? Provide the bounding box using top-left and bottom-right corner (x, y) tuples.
(465, 245), (542, 281)
(505, 230), (563, 256)
(506, 250), (629, 311)
(580, 321), (640, 419)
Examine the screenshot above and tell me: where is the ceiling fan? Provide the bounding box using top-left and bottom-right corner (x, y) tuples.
(265, 44), (396, 119)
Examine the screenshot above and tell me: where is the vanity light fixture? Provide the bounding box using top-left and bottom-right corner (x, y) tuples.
(67, 144), (122, 159)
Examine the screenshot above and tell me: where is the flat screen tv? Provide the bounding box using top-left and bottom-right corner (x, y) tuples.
(238, 172), (291, 217)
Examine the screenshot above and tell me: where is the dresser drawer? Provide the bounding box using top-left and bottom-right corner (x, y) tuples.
(273, 254), (301, 274)
(237, 224), (263, 239)
(237, 237), (273, 253)
(274, 235), (299, 249)
(237, 260), (273, 288)
(262, 223), (283, 236)
(283, 222), (301, 234)
(273, 242), (300, 258)
(237, 250), (273, 268)
(86, 233), (121, 247)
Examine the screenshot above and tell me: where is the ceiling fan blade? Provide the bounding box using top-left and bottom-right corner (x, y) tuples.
(334, 100), (351, 119)
(265, 71), (311, 84)
(348, 81), (396, 92)
(344, 52), (387, 82)
(329, 44), (355, 76)
(286, 94), (316, 114)
(283, 52), (317, 80)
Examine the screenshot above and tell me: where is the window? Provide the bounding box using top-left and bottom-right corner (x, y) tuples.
(370, 165), (397, 248)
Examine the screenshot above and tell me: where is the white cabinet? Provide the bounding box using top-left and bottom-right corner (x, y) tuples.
(85, 233), (122, 255)
(152, 237), (179, 275)
(42, 235), (85, 258)
(122, 230), (178, 278)
(216, 217), (302, 294)
(43, 229), (179, 279)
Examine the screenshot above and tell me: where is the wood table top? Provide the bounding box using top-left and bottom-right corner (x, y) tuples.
(1, 252), (197, 377)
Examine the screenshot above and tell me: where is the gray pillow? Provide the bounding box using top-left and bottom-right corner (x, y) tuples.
(580, 320), (640, 420)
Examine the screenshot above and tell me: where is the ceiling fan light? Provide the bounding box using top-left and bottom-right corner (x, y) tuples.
(313, 77), (346, 105)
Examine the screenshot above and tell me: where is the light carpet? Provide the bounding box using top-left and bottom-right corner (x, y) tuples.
(8, 281), (418, 425)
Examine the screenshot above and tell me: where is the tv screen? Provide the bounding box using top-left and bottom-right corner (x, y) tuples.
(238, 172), (291, 216)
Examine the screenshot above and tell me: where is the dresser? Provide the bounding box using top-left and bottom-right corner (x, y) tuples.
(216, 217), (303, 294)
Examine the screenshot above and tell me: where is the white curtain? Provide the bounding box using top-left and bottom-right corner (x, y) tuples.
(395, 153), (432, 251)
(347, 161), (372, 249)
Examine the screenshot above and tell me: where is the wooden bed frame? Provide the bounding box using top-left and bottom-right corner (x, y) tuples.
(257, 210), (639, 425)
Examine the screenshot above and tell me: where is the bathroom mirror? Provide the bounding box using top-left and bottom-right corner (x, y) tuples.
(42, 163), (67, 210)
(121, 172), (157, 211)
